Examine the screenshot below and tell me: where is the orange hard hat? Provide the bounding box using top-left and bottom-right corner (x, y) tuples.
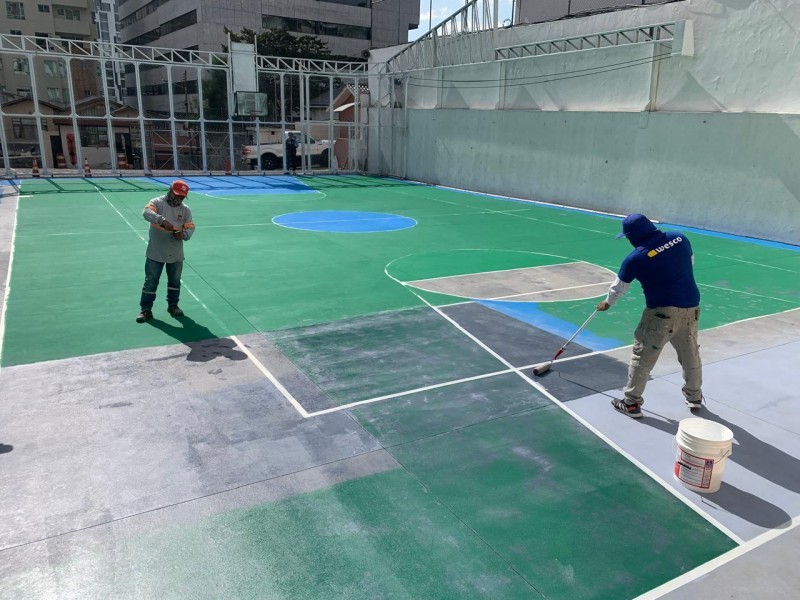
(171, 180), (190, 197)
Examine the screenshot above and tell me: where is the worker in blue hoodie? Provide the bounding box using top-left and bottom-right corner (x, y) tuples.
(597, 213), (702, 419)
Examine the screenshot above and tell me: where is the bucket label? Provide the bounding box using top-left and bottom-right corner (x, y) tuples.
(674, 448), (714, 489)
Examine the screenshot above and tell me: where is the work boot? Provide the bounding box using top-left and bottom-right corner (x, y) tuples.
(167, 305), (184, 318)
(136, 309), (153, 323)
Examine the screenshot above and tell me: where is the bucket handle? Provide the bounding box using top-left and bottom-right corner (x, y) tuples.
(673, 438), (733, 463)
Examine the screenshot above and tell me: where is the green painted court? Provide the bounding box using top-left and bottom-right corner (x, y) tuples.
(1, 175), (799, 599)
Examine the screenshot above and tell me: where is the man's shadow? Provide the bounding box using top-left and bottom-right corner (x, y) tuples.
(147, 315), (247, 362)
(0, 443), (13, 455)
(642, 407), (797, 528)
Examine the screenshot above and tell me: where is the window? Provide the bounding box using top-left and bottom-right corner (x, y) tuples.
(80, 126), (109, 146)
(16, 87), (32, 98)
(10, 29), (22, 35)
(262, 15), (370, 40)
(320, 0), (369, 6)
(6, 1), (25, 19)
(12, 58), (30, 76)
(319, 22), (370, 40)
(55, 5), (81, 20)
(43, 60), (67, 77)
(126, 10), (196, 45)
(120, 0), (173, 29)
(11, 118), (38, 140)
(38, 4), (50, 12)
(47, 87), (62, 101)
(35, 32), (49, 48)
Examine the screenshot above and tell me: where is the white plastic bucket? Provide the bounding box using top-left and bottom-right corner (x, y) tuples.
(674, 418), (734, 494)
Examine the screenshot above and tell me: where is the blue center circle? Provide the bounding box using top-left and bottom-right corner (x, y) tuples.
(273, 211), (416, 233)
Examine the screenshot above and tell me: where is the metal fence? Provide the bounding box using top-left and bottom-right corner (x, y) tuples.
(385, 0), (682, 73)
(0, 34), (369, 178)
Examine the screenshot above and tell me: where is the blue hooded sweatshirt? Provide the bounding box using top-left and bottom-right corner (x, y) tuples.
(616, 214), (700, 308)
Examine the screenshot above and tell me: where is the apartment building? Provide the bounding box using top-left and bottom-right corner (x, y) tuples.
(0, 1), (99, 102)
(0, 1), (103, 166)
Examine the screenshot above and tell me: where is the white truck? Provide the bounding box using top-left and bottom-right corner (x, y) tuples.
(241, 131), (333, 171)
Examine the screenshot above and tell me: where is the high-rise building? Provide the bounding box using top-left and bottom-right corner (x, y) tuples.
(93, 0), (124, 102)
(117, 0), (419, 113)
(118, 0), (420, 58)
(0, 1), (100, 102)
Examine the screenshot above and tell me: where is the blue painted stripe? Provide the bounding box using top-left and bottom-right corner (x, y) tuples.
(274, 211), (416, 233)
(478, 299), (623, 351)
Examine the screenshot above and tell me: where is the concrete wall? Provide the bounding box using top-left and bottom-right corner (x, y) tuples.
(370, 0), (800, 244)
(380, 108), (800, 244)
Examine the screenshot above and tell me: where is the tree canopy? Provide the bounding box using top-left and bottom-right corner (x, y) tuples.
(225, 27), (338, 60)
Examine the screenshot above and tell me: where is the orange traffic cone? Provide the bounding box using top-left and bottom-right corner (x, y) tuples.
(32, 158), (40, 178)
(83, 157), (92, 178)
(224, 159), (232, 176)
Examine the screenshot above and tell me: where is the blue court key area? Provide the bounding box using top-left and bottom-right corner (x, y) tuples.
(273, 210), (417, 233)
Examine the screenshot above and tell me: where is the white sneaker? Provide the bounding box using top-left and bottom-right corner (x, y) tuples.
(685, 396), (703, 409)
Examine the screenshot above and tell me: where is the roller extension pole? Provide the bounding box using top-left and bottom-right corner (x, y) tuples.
(532, 309), (598, 376)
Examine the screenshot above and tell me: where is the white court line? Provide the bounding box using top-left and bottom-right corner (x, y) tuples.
(490, 280), (614, 301)
(98, 191), (307, 416)
(407, 261), (583, 285)
(231, 335), (309, 418)
(705, 252), (798, 274)
(382, 270), (744, 544)
(424, 183), (618, 236)
(0, 191), (20, 374)
(634, 516), (800, 600)
(200, 222), (279, 229)
(698, 282), (797, 304)
(306, 368), (515, 417)
(394, 182), (618, 236)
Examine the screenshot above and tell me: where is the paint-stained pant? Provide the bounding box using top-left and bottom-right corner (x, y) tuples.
(624, 306), (702, 405)
(140, 258), (182, 310)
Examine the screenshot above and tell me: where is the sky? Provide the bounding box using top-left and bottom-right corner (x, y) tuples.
(410, 0), (515, 41)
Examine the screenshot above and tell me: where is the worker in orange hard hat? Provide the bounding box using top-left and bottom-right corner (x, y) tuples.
(136, 180), (196, 323)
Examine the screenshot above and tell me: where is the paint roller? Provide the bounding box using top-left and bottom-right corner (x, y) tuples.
(531, 309), (599, 376)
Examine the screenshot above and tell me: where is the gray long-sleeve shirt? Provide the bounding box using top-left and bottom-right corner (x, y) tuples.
(142, 195), (195, 263)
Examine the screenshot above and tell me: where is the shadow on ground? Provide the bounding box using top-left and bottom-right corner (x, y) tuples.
(147, 315), (247, 362)
(642, 409), (798, 528)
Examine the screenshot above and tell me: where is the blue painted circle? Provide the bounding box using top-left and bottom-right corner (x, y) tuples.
(273, 210), (416, 233)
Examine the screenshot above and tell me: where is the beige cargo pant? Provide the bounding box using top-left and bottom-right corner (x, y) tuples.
(624, 306), (702, 405)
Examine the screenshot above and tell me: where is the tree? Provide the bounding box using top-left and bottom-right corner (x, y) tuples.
(226, 27), (336, 60)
